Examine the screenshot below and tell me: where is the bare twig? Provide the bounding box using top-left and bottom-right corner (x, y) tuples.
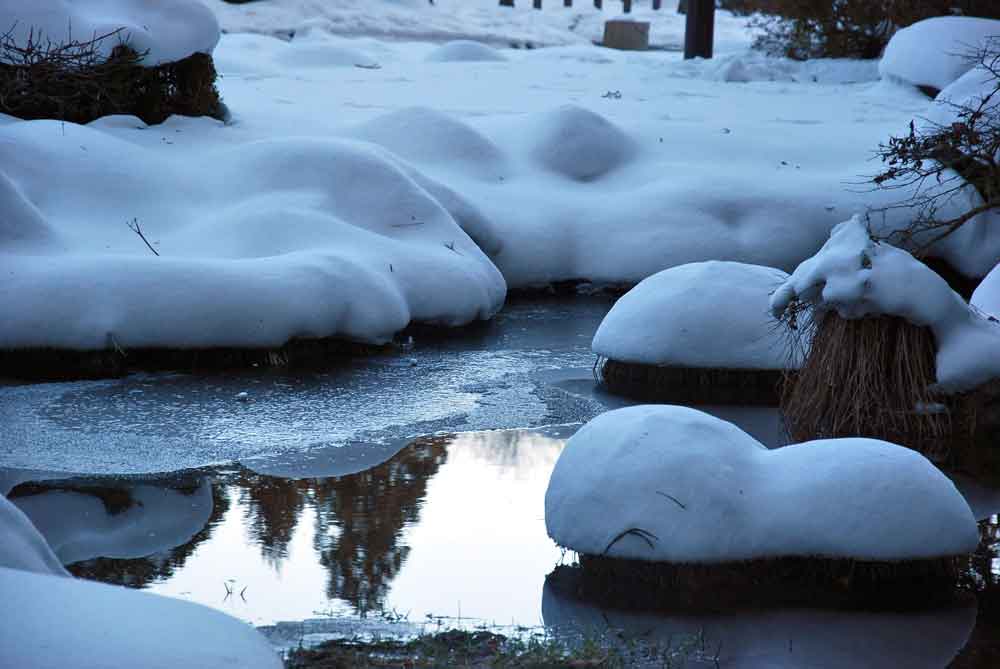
(126, 217), (159, 256)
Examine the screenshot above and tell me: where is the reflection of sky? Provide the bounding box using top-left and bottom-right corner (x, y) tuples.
(144, 430), (565, 626)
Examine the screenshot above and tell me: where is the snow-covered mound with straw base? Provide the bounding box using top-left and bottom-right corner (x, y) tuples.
(545, 405), (978, 563)
(972, 262), (1000, 318)
(0, 0), (220, 66)
(770, 216), (1000, 392)
(592, 261), (799, 370)
(0, 119), (505, 351)
(0, 495), (68, 577)
(0, 566), (282, 669)
(879, 17), (1000, 93)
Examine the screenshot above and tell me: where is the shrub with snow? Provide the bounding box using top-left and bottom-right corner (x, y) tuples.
(545, 405), (978, 563)
(591, 261), (799, 370)
(879, 17), (1000, 93)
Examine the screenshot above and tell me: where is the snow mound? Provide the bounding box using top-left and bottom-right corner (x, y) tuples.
(353, 107), (507, 177)
(426, 40), (506, 62)
(700, 53), (880, 85)
(0, 120), (505, 350)
(879, 17), (1000, 92)
(0, 495), (68, 577)
(0, 566), (282, 669)
(592, 261), (798, 370)
(972, 262), (1000, 318)
(771, 216), (1000, 392)
(527, 105), (637, 181)
(925, 63), (1000, 129)
(545, 405), (978, 562)
(0, 0), (220, 67)
(0, 171), (59, 251)
(13, 480), (214, 565)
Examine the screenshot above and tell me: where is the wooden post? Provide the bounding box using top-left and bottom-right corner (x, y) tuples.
(533, 0), (542, 7)
(499, 0), (514, 6)
(623, 0), (631, 12)
(594, 0), (602, 9)
(683, 0), (714, 59)
(564, 0), (572, 5)
(652, 0), (661, 8)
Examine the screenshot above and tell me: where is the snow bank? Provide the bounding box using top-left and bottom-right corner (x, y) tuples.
(770, 216), (1000, 391)
(13, 480), (213, 565)
(0, 0), (220, 66)
(972, 262), (1000, 318)
(591, 261), (798, 369)
(0, 566), (282, 669)
(426, 40), (506, 62)
(0, 495), (68, 577)
(527, 105), (637, 182)
(0, 119), (505, 351)
(879, 17), (1000, 92)
(545, 405), (978, 562)
(542, 578), (976, 669)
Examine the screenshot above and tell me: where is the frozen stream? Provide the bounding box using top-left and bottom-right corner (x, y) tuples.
(1, 297), (998, 667)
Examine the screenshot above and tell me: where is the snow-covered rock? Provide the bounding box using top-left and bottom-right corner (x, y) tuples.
(771, 216), (1000, 391)
(591, 261), (799, 369)
(426, 40), (506, 62)
(0, 119), (506, 351)
(545, 405), (978, 562)
(0, 0), (220, 66)
(0, 566), (282, 669)
(972, 262), (1000, 318)
(527, 105), (636, 182)
(12, 480), (213, 565)
(879, 17), (1000, 92)
(0, 495), (68, 577)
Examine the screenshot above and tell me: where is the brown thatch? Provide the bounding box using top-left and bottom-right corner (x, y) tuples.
(568, 552), (962, 610)
(0, 27), (223, 126)
(780, 311), (950, 461)
(0, 337), (390, 381)
(597, 357), (786, 406)
(952, 378), (1000, 478)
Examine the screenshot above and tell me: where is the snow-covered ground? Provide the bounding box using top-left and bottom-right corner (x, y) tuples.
(4, 1), (984, 352)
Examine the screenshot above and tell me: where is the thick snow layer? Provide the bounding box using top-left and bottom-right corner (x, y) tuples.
(879, 17), (1000, 92)
(771, 216), (1000, 391)
(0, 0), (220, 67)
(13, 480), (213, 565)
(545, 405), (978, 562)
(591, 261), (798, 369)
(426, 40), (506, 62)
(972, 263), (1000, 318)
(0, 566), (282, 669)
(0, 495), (68, 577)
(0, 120), (505, 350)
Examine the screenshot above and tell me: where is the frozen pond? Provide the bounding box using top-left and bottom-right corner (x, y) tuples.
(2, 297), (998, 667)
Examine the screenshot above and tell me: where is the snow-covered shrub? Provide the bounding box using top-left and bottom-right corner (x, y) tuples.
(0, 1), (223, 124)
(744, 0), (999, 60)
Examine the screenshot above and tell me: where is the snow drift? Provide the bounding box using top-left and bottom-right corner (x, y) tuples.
(545, 405), (978, 562)
(0, 494), (69, 577)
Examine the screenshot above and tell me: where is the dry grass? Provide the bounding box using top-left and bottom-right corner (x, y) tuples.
(780, 310), (950, 460)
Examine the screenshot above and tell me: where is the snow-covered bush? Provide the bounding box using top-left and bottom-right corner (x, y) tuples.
(744, 1), (999, 60)
(0, 0), (223, 124)
(545, 405), (978, 562)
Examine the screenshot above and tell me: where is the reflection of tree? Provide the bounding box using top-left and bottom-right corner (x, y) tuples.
(237, 473), (307, 568)
(9, 477), (231, 588)
(309, 436), (449, 613)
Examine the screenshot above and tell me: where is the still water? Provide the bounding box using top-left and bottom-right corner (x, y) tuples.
(1, 297), (998, 667)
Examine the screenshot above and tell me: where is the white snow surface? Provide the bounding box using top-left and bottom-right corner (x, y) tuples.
(0, 566), (282, 669)
(879, 17), (1000, 92)
(12, 480), (213, 565)
(0, 0), (220, 66)
(0, 495), (68, 577)
(771, 216), (1000, 392)
(591, 261), (799, 369)
(426, 39), (506, 62)
(545, 405), (979, 562)
(972, 262), (1000, 318)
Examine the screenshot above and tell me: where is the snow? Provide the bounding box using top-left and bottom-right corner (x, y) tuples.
(545, 405), (979, 562)
(591, 261), (799, 369)
(12, 480), (213, 565)
(771, 216), (1000, 392)
(0, 120), (505, 350)
(0, 495), (69, 577)
(426, 40), (507, 62)
(0, 566), (282, 669)
(972, 262), (1000, 318)
(0, 0), (220, 67)
(879, 17), (1000, 92)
